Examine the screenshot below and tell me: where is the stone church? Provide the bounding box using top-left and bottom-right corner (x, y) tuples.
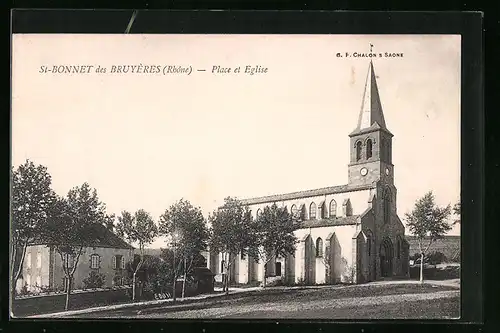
(208, 60), (410, 285)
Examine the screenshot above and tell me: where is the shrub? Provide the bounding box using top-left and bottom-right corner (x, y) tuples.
(83, 271), (106, 290)
(296, 277), (306, 286)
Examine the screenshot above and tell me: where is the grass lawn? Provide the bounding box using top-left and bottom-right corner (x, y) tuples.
(69, 282), (459, 319)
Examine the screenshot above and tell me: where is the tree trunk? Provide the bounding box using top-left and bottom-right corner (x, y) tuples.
(172, 272), (177, 302)
(182, 258), (187, 299)
(65, 276), (72, 311)
(262, 259), (271, 288)
(10, 242), (18, 308)
(11, 241), (28, 298)
(225, 264), (230, 295)
(419, 252), (424, 283)
(172, 248), (177, 303)
(132, 272), (137, 301)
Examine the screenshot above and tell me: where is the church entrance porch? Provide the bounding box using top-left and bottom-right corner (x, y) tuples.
(380, 238), (394, 277)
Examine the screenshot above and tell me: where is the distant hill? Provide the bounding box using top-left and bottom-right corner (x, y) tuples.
(406, 235), (460, 262)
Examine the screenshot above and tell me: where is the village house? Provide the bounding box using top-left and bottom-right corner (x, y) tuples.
(208, 60), (410, 285)
(16, 223), (134, 292)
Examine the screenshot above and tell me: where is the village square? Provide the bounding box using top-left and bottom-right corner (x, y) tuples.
(11, 35), (461, 319)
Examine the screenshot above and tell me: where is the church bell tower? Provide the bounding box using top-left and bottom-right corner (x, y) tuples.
(348, 60), (394, 187)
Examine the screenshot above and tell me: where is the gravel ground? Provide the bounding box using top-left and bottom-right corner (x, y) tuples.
(68, 283), (459, 319)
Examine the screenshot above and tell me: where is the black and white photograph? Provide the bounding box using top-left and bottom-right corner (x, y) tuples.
(10, 33), (461, 320)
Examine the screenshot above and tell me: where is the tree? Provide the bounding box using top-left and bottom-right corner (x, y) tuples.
(11, 160), (55, 301)
(115, 209), (158, 301)
(453, 201), (461, 225)
(405, 192), (452, 283)
(43, 183), (107, 310)
(158, 199), (209, 300)
(253, 203), (298, 287)
(104, 213), (116, 231)
(208, 197), (257, 294)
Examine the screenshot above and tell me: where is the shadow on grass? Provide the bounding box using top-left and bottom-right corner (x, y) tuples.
(106, 283), (459, 317)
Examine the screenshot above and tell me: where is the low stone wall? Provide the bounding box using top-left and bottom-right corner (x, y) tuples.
(12, 287), (136, 317)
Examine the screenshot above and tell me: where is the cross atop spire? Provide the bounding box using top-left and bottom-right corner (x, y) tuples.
(351, 60), (390, 135)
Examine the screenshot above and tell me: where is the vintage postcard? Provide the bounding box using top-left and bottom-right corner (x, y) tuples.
(11, 33), (461, 319)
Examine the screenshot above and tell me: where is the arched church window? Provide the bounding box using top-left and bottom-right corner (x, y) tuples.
(316, 238), (323, 257)
(300, 205), (307, 220)
(329, 200), (337, 218)
(366, 139), (373, 159)
(256, 209), (262, 220)
(291, 204), (298, 218)
(381, 138), (386, 161)
(356, 141), (362, 161)
(309, 202), (317, 219)
(396, 237), (401, 259)
(366, 233), (372, 256)
(320, 202), (326, 219)
(384, 188), (391, 224)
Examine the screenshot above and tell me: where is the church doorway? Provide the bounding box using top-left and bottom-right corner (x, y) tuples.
(379, 238), (394, 278)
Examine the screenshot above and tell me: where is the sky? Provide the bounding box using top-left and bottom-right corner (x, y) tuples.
(12, 34), (461, 248)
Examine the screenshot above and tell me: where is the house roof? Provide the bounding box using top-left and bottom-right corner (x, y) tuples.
(299, 216), (359, 229)
(91, 224), (135, 250)
(31, 223), (134, 250)
(240, 183), (374, 206)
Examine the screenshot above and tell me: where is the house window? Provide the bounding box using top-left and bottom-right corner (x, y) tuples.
(36, 252), (42, 268)
(309, 202), (317, 219)
(329, 200), (337, 218)
(113, 255), (124, 269)
(316, 238), (323, 257)
(27, 253), (31, 268)
(90, 254), (100, 269)
(356, 141), (362, 161)
(366, 139), (373, 159)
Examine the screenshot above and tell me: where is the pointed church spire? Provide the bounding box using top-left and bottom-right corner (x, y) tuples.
(353, 60), (388, 133)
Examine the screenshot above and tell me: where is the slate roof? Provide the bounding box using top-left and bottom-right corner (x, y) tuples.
(299, 216), (359, 229)
(349, 60), (393, 137)
(406, 235), (460, 260)
(31, 223), (134, 250)
(240, 183), (374, 206)
(91, 224), (135, 249)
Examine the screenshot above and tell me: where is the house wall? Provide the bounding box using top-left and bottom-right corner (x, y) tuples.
(18, 246), (134, 292)
(19, 245), (51, 291)
(52, 247), (134, 290)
